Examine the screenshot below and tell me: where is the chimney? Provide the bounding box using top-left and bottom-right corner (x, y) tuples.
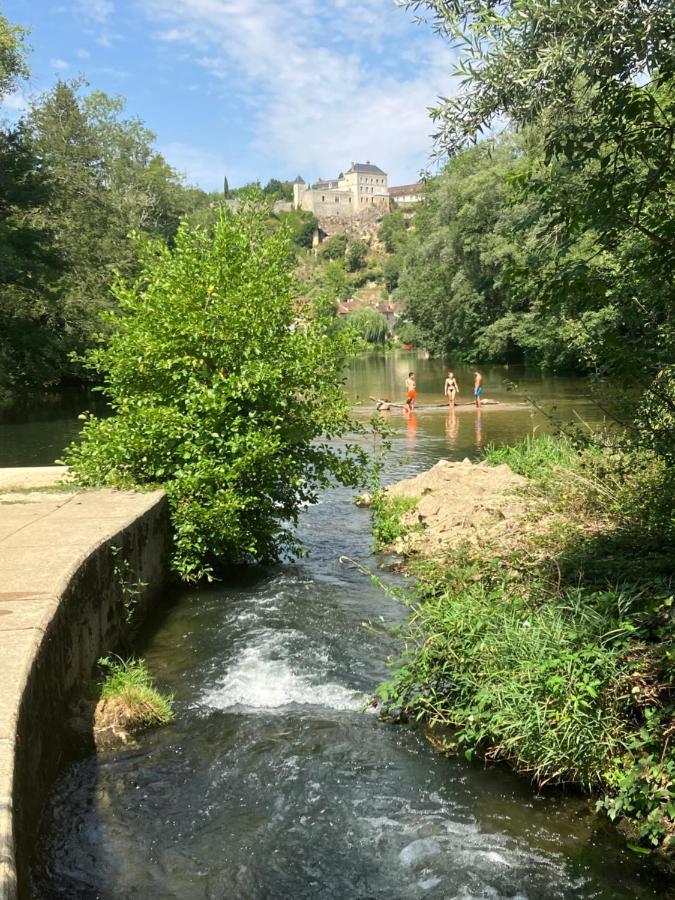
(365, 159), (370, 164)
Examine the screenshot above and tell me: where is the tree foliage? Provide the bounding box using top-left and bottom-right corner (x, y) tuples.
(400, 0), (674, 453)
(318, 233), (348, 261)
(348, 307), (389, 345)
(63, 201), (371, 580)
(0, 12), (28, 99)
(345, 238), (369, 272)
(0, 67), (211, 396)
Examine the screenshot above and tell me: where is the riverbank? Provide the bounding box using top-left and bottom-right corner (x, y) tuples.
(374, 436), (674, 868)
(0, 468), (168, 900)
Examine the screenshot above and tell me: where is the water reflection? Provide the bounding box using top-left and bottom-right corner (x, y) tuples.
(444, 410), (459, 448)
(475, 409), (483, 452)
(405, 410), (418, 447)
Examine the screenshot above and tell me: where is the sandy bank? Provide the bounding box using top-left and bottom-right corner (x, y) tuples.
(385, 458), (530, 557)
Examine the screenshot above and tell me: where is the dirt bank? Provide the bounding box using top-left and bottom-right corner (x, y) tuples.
(385, 458), (532, 556)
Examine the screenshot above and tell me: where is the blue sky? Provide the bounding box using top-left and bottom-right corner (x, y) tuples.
(3, 0), (458, 190)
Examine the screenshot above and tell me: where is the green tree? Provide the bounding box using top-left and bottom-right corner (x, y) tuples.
(318, 233), (348, 261)
(63, 201), (371, 580)
(378, 210), (408, 254)
(263, 178), (294, 201)
(349, 307), (388, 345)
(404, 0), (675, 446)
(318, 259), (350, 302)
(275, 207), (318, 250)
(0, 12), (28, 99)
(345, 238), (369, 273)
(382, 256), (400, 293)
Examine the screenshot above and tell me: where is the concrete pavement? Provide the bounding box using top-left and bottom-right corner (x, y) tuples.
(0, 466), (168, 899)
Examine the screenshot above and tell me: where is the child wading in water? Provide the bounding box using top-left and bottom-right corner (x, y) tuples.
(474, 371), (483, 408)
(444, 371), (459, 407)
(404, 372), (417, 411)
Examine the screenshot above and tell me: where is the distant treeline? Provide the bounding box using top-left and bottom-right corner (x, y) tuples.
(385, 123), (673, 388)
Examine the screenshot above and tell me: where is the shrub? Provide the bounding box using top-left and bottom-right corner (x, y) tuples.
(62, 200), (371, 580)
(484, 433), (580, 479)
(345, 238), (369, 272)
(379, 563), (639, 786)
(318, 233), (348, 260)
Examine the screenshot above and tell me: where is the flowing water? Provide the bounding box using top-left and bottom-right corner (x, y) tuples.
(3, 356), (668, 898)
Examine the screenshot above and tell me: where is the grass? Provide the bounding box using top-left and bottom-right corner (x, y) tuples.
(97, 655), (174, 729)
(484, 432), (580, 479)
(371, 491), (419, 550)
(377, 434), (675, 853)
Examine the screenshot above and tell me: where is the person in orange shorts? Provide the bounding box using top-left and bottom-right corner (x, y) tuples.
(404, 372), (417, 411)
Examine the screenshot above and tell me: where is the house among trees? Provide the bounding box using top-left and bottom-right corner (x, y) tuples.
(388, 180), (425, 205)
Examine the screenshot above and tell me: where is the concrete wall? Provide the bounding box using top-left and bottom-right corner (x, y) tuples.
(0, 488), (169, 900)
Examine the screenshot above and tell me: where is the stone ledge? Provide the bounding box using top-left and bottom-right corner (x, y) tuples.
(0, 473), (169, 900)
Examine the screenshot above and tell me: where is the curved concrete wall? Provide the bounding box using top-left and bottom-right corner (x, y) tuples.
(0, 484), (169, 899)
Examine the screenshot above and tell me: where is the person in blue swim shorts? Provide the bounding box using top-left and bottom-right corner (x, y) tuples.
(474, 371), (483, 408)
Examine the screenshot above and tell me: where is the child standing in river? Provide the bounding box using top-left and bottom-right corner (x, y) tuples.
(405, 372), (417, 411)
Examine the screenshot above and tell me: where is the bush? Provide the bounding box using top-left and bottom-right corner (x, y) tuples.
(345, 238), (369, 272)
(275, 207), (318, 250)
(379, 569), (636, 786)
(318, 233), (348, 260)
(484, 433), (580, 479)
(395, 321), (422, 346)
(371, 492), (418, 549)
(378, 434), (675, 850)
(383, 256), (400, 293)
(62, 200), (371, 580)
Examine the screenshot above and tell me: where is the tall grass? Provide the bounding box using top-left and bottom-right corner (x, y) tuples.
(98, 655), (174, 728)
(484, 433), (580, 478)
(379, 571), (634, 786)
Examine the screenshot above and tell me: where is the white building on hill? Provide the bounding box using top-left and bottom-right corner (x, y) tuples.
(293, 161), (390, 218)
(293, 162), (425, 218)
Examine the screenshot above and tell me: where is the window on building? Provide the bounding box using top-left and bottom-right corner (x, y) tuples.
(335, 196), (339, 203)
(321, 195), (325, 202)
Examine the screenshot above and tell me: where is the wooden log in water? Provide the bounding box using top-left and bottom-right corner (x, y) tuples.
(369, 395), (499, 410)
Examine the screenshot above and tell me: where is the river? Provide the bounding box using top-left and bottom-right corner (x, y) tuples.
(2, 355), (666, 898)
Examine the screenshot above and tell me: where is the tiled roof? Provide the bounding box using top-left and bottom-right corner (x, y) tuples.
(347, 162), (387, 176)
(389, 181), (424, 197)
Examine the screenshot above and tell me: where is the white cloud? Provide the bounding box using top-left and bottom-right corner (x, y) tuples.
(76, 48), (92, 59)
(2, 91), (29, 114)
(78, 0), (114, 24)
(50, 58), (70, 72)
(142, 0), (458, 184)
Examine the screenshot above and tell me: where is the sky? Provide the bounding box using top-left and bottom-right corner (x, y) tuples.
(3, 0), (458, 190)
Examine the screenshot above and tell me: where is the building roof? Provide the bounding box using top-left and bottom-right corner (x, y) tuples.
(293, 175), (305, 184)
(347, 161), (387, 176)
(389, 181), (424, 197)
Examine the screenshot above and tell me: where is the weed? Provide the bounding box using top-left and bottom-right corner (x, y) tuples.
(371, 491), (419, 550)
(97, 655), (174, 728)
